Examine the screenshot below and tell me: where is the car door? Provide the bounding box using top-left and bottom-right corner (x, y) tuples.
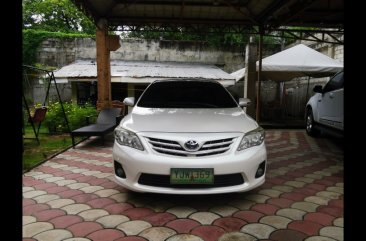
(317, 71), (344, 130)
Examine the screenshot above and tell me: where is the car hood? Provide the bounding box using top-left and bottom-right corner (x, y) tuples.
(120, 107), (258, 133)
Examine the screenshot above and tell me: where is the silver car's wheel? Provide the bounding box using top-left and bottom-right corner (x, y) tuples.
(306, 109), (319, 136)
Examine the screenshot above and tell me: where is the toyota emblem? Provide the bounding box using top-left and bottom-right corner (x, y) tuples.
(184, 140), (199, 151)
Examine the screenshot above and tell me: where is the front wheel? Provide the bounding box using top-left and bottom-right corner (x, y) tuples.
(306, 109), (320, 136)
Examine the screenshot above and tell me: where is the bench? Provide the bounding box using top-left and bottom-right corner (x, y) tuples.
(71, 108), (122, 148)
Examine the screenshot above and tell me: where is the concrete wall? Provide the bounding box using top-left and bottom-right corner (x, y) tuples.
(36, 37), (248, 73)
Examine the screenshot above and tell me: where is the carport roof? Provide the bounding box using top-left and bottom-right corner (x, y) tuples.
(53, 59), (235, 86)
(72, 0), (343, 29)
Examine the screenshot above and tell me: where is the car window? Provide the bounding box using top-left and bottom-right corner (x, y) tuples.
(323, 72), (344, 93)
(137, 81), (238, 108)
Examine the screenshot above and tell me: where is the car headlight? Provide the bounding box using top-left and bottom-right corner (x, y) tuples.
(114, 128), (144, 151)
(237, 126), (265, 151)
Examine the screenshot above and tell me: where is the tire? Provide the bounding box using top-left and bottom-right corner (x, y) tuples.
(306, 109), (320, 136)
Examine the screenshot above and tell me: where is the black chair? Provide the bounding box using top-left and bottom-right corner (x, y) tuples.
(71, 108), (122, 148)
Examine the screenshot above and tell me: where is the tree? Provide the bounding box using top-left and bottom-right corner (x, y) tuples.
(23, 0), (95, 34)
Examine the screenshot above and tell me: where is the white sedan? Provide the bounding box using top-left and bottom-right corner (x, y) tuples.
(113, 79), (267, 194)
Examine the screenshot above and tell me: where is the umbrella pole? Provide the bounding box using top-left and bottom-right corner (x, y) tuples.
(256, 27), (264, 122)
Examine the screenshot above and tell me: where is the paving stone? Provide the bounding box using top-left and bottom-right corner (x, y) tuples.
(78, 209), (109, 221)
(46, 186), (69, 194)
(23, 187), (35, 192)
(104, 203), (134, 214)
(317, 191), (341, 199)
(304, 236), (338, 241)
(109, 193), (129, 202)
(267, 197), (294, 208)
(24, 171), (44, 177)
(291, 201), (319, 212)
(79, 186), (104, 193)
(281, 192), (307, 201)
(333, 217), (344, 227)
(86, 229), (125, 241)
(304, 212), (335, 226)
(305, 174), (323, 180)
(55, 180), (77, 186)
(213, 217), (247, 232)
(288, 220), (323, 236)
(123, 207), (155, 220)
(285, 181), (306, 188)
(23, 198), (36, 207)
(251, 203), (279, 215)
(228, 200), (255, 210)
(49, 215), (83, 229)
(23, 190), (47, 198)
(218, 232), (256, 241)
(240, 223), (275, 239)
(166, 219), (201, 233)
(167, 234), (204, 241)
(33, 194), (60, 203)
(245, 194), (270, 203)
(191, 225), (226, 241)
(233, 210), (265, 223)
(96, 215), (129, 228)
(33, 174), (54, 180)
(272, 185), (294, 192)
(167, 206), (197, 218)
(326, 187), (344, 194)
(258, 189), (283, 198)
(335, 183), (343, 188)
(209, 205), (239, 217)
(23, 204), (50, 216)
(295, 177), (315, 184)
(259, 215), (292, 229)
(276, 208), (306, 220)
(305, 196), (331, 205)
(61, 203), (92, 214)
(33, 229), (73, 241)
(317, 206), (343, 217)
(72, 193), (99, 203)
(67, 221), (103, 236)
(269, 229), (308, 241)
(94, 189), (120, 197)
(139, 227), (176, 241)
(328, 199), (343, 209)
(143, 212), (177, 226)
(67, 183), (90, 190)
(319, 226), (344, 241)
(47, 199), (75, 208)
(33, 209), (66, 221)
(116, 220), (152, 235)
(23, 216), (37, 225)
(23, 222), (54, 237)
(189, 212), (221, 225)
(86, 197), (115, 208)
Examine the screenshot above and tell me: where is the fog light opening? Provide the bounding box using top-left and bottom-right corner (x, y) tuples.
(114, 161), (126, 178)
(255, 161), (266, 178)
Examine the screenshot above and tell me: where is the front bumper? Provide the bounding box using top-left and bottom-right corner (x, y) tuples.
(113, 133), (267, 194)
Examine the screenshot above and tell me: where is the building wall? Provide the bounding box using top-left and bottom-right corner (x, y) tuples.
(36, 37), (249, 73)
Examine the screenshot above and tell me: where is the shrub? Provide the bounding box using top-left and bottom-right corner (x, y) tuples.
(42, 101), (97, 133)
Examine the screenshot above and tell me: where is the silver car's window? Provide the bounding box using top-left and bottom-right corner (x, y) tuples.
(137, 81), (238, 108)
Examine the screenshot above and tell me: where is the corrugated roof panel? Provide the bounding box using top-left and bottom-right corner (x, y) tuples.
(54, 60), (235, 84)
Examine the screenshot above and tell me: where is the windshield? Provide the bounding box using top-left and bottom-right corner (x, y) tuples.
(137, 81), (238, 108)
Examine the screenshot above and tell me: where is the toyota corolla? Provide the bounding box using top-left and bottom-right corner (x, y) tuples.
(113, 79), (267, 194)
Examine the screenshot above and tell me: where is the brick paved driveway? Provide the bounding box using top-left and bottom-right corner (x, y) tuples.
(23, 130), (343, 241)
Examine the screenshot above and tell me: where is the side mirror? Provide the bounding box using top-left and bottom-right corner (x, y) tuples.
(239, 98), (251, 107)
(123, 97), (135, 107)
(313, 85), (323, 93)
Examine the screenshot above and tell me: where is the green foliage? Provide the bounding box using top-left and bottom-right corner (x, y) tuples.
(40, 101), (97, 133)
(23, 29), (94, 65)
(23, 0), (95, 34)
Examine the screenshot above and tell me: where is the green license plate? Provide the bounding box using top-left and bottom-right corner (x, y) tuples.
(170, 168), (214, 184)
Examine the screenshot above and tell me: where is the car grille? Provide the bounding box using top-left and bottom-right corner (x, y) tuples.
(146, 137), (235, 157)
(138, 173), (244, 188)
